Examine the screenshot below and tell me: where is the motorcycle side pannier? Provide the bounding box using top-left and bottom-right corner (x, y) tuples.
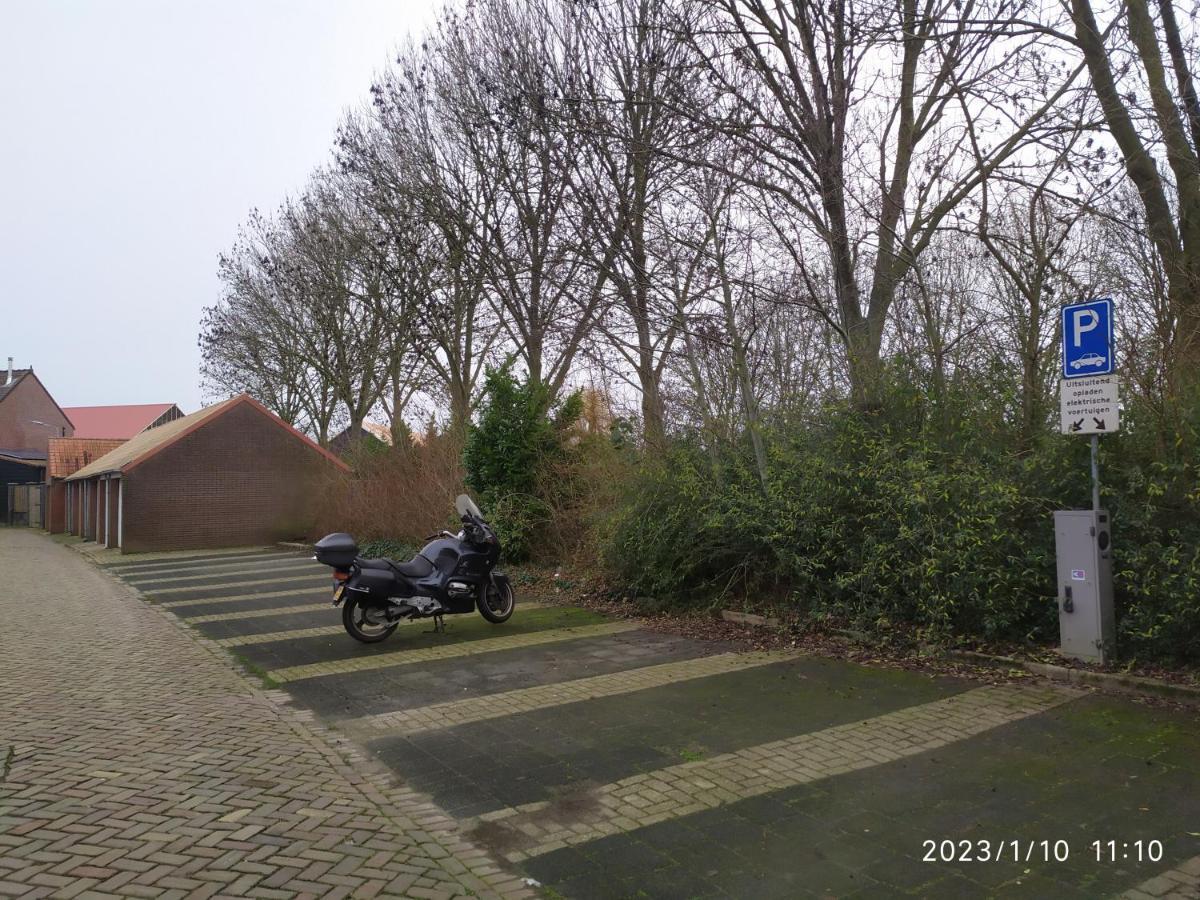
(315, 533), (357, 568)
(352, 568), (399, 600)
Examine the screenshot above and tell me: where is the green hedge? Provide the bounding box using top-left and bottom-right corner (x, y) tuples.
(606, 389), (1200, 663)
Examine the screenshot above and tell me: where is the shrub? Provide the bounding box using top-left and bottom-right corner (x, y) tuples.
(462, 365), (583, 560)
(605, 382), (1200, 663)
(313, 431), (465, 545)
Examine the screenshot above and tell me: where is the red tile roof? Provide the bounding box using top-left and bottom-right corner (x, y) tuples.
(47, 438), (126, 479)
(60, 403), (180, 439)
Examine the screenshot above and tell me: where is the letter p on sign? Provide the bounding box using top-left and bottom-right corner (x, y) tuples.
(1073, 308), (1099, 346)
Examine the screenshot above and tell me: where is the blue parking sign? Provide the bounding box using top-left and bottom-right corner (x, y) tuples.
(1062, 299), (1114, 378)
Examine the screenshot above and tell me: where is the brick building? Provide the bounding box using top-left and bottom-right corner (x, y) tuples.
(65, 394), (348, 552)
(45, 438), (126, 533)
(0, 360), (74, 521)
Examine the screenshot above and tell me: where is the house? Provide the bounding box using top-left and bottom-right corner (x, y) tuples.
(64, 394), (348, 552)
(61, 403), (184, 439)
(0, 359), (74, 522)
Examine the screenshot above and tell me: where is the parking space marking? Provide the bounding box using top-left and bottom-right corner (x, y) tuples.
(465, 683), (1080, 862)
(213, 602), (550, 646)
(183, 600), (328, 624)
(124, 561), (324, 585)
(267, 621), (643, 683)
(156, 583), (327, 609)
(106, 550), (299, 575)
(217, 624), (362, 645)
(149, 573), (325, 597)
(348, 650), (800, 736)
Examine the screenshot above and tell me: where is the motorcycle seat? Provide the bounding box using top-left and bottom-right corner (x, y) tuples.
(358, 555), (434, 578)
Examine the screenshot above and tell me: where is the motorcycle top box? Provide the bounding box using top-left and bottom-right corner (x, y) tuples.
(314, 532), (357, 569)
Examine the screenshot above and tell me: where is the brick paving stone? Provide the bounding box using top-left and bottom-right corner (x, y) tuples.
(465, 683), (1079, 862)
(266, 621), (642, 683)
(0, 531), (530, 899)
(1120, 860), (1200, 899)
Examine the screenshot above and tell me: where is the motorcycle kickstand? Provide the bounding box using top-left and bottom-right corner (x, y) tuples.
(424, 614), (447, 634)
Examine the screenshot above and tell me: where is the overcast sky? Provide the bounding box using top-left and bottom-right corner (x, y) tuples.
(1, 0), (436, 413)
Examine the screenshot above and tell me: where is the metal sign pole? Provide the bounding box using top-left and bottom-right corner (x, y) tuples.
(1090, 434), (1100, 512)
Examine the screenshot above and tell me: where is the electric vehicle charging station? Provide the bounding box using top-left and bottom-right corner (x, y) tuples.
(1057, 300), (1119, 664)
(1053, 509), (1115, 663)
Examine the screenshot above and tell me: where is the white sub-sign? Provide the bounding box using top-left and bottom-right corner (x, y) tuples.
(1060, 374), (1120, 435)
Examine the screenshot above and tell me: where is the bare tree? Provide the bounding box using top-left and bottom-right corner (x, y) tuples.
(1068, 0), (1200, 396)
(678, 0), (1084, 405)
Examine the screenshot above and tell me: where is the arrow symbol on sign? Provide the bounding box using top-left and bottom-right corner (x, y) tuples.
(1093, 417), (1106, 430)
(1071, 419), (1084, 432)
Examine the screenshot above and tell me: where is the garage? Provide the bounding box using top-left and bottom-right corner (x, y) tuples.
(65, 394), (347, 552)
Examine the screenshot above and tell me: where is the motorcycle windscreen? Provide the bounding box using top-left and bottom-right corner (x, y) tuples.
(456, 494), (483, 519)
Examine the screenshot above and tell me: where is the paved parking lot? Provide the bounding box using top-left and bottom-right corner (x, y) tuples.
(4, 535), (1199, 899)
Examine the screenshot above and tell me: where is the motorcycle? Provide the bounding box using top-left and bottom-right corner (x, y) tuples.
(313, 494), (515, 643)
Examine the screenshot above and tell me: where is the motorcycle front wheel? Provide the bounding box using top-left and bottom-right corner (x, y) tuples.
(477, 580), (515, 624)
(342, 596), (398, 643)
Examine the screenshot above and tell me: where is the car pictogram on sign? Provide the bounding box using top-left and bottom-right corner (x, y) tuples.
(1070, 352), (1107, 370)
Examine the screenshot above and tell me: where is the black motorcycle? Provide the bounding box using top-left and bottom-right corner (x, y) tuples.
(314, 494), (515, 643)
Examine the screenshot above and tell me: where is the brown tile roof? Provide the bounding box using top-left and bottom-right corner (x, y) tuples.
(47, 438), (126, 479)
(66, 394), (349, 481)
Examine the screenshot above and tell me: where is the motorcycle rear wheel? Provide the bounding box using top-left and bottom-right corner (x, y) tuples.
(478, 580), (515, 623)
(342, 597), (398, 643)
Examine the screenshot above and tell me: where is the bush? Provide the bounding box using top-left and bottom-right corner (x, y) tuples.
(313, 431), (465, 545)
(606, 382), (1200, 663)
(358, 537), (419, 561)
(462, 365), (583, 560)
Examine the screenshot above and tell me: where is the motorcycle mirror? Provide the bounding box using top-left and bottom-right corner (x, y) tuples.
(455, 494), (483, 519)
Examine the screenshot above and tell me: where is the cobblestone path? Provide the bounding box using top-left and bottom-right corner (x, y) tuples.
(0, 531), (528, 899)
